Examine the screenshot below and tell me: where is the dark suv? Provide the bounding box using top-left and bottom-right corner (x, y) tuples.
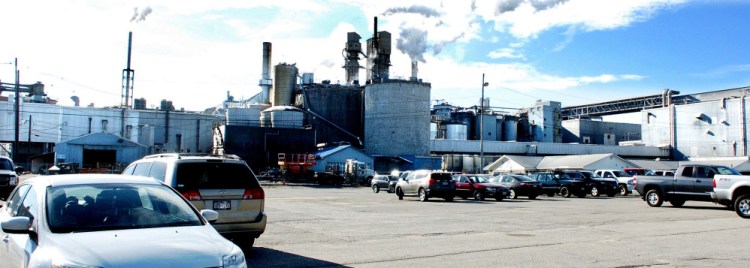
(528, 172), (588, 198)
(123, 153), (266, 247)
(395, 170), (455, 202)
(568, 170), (619, 197)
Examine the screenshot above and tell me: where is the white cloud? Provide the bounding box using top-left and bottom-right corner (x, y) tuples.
(487, 48), (525, 59)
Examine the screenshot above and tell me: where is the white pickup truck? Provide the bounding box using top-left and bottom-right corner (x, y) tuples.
(594, 169), (635, 196)
(713, 174), (750, 218)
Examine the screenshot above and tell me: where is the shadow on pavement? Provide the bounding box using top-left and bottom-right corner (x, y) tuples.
(245, 247), (350, 268)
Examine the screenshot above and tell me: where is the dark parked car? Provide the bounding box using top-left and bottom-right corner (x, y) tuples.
(490, 174), (543, 199)
(528, 172), (588, 198)
(453, 174), (510, 201)
(563, 170), (619, 197)
(395, 170), (455, 202)
(371, 174), (398, 193)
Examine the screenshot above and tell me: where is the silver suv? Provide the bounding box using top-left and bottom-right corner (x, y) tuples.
(395, 170), (455, 202)
(122, 153), (266, 247)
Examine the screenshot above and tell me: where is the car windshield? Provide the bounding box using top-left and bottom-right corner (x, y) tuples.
(0, 159), (12, 170)
(626, 169), (652, 176)
(46, 183), (203, 233)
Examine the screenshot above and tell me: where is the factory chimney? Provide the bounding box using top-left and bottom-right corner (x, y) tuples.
(121, 31), (135, 108)
(259, 42), (273, 104)
(410, 60), (418, 81)
(71, 95), (80, 107)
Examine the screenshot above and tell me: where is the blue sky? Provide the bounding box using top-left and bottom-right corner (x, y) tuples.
(1, 0), (749, 113)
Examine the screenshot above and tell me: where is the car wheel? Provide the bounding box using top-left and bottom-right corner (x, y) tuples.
(528, 195), (537, 200)
(444, 196), (454, 202)
(372, 185), (380, 193)
(590, 186), (600, 197)
(619, 185), (629, 196)
(397, 188), (404, 200)
(559, 187), (571, 198)
(734, 194), (750, 218)
(474, 190), (485, 201)
(669, 199), (685, 207)
(509, 189), (517, 199)
(419, 188), (429, 202)
(645, 189), (663, 207)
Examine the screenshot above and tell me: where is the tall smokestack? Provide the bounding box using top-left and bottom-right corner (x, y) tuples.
(410, 60), (418, 81)
(259, 42), (273, 104)
(121, 31), (135, 108)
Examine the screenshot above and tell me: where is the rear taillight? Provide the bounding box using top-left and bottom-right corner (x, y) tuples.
(244, 188), (265, 200)
(712, 178), (716, 188)
(427, 178), (436, 186)
(182, 189), (202, 201)
(633, 178), (637, 188)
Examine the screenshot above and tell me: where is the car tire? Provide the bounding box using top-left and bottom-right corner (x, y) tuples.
(591, 186), (600, 197)
(397, 188), (404, 200)
(372, 185), (380, 193)
(474, 190), (485, 201)
(509, 189), (517, 199)
(619, 185), (629, 196)
(559, 187), (571, 198)
(669, 199), (685, 207)
(419, 188), (428, 202)
(528, 195), (537, 200)
(734, 194), (750, 218)
(645, 189), (663, 207)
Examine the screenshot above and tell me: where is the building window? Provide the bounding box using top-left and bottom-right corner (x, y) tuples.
(101, 119), (108, 132)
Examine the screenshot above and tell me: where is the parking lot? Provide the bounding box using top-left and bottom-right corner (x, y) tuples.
(248, 184), (749, 267)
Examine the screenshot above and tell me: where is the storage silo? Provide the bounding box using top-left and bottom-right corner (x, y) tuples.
(503, 116), (518, 141)
(365, 80), (431, 156)
(430, 122), (438, 140)
(272, 63), (298, 106)
(445, 123), (467, 140)
(261, 106), (304, 129)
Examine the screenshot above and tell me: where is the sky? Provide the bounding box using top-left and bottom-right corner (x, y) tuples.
(1, 0), (750, 116)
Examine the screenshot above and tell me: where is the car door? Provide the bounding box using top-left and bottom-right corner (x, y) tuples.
(673, 166), (695, 195)
(692, 166), (716, 199)
(454, 176), (472, 197)
(0, 184), (35, 268)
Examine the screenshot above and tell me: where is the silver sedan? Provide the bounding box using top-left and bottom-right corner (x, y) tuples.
(0, 174), (246, 268)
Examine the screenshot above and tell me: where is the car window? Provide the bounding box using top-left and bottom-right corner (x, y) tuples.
(431, 173), (452, 181)
(149, 162), (168, 181)
(5, 184), (31, 216)
(515, 176), (534, 182)
(681, 167), (694, 177)
(132, 162), (153, 177)
(0, 158), (13, 170)
(16, 186), (37, 224)
(46, 183), (203, 233)
(175, 162), (259, 189)
(715, 166), (740, 175)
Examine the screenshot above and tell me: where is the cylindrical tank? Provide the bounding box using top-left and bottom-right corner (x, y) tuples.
(504, 116), (518, 141)
(430, 122), (437, 140)
(272, 64), (298, 106)
(441, 154), (463, 171)
(445, 123), (467, 140)
(301, 73), (314, 85)
(364, 81), (430, 156)
(261, 106), (304, 129)
(462, 155), (478, 173)
(227, 104), (269, 127)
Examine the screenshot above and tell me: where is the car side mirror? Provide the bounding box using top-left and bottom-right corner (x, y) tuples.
(1, 216), (31, 234)
(200, 209), (219, 223)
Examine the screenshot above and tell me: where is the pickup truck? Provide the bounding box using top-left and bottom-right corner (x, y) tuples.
(634, 164), (740, 207)
(0, 156), (22, 200)
(594, 169), (635, 196)
(712, 173), (750, 218)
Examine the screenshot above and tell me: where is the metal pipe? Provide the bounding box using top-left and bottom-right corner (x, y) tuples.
(13, 58), (19, 162)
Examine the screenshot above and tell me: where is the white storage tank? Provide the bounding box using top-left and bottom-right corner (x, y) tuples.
(430, 122), (438, 140)
(445, 123), (467, 140)
(364, 80), (431, 156)
(260, 106), (304, 129)
(226, 104), (269, 127)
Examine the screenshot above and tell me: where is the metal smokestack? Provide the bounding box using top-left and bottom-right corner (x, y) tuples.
(121, 31), (135, 108)
(410, 60), (418, 81)
(260, 42), (272, 104)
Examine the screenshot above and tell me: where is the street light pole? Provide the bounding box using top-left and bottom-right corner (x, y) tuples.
(479, 73), (487, 174)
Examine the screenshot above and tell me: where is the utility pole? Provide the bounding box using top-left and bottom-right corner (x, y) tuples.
(27, 115), (32, 169)
(479, 73), (487, 174)
(13, 57), (19, 162)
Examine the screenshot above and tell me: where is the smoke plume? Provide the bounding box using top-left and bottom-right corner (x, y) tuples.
(383, 5), (441, 18)
(496, 0), (569, 14)
(130, 6), (153, 22)
(396, 28), (429, 63)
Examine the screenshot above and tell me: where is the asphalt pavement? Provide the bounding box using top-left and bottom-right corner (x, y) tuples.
(246, 184), (749, 267)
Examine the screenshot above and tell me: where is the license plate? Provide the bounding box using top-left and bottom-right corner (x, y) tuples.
(213, 200), (231, 210)
(442, 181), (448, 185)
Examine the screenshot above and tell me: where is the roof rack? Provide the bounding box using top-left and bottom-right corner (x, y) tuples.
(143, 153), (241, 160)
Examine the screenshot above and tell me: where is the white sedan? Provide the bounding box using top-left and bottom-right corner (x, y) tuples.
(0, 174), (246, 268)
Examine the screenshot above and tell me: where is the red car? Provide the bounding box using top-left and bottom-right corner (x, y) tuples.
(452, 174), (511, 201)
